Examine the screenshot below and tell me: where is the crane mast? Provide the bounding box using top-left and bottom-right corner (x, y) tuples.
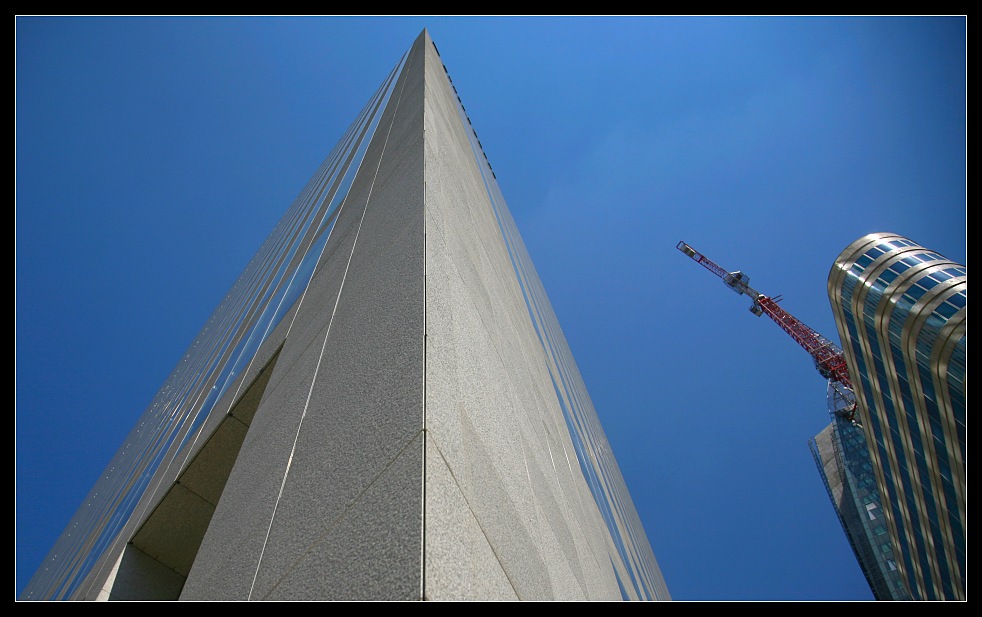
(676, 241), (858, 422)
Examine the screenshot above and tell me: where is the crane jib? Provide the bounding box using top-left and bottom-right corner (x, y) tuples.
(677, 240), (853, 389)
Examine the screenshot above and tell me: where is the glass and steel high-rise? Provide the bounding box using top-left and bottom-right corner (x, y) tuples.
(20, 30), (670, 601)
(809, 415), (910, 600)
(828, 232), (966, 601)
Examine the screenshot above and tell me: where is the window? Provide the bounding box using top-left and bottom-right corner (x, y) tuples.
(866, 502), (879, 520)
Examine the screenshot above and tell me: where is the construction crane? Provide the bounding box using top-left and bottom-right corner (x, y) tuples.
(676, 240), (859, 424)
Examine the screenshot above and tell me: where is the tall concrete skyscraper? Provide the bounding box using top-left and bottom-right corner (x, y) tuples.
(20, 30), (670, 601)
(828, 232), (965, 601)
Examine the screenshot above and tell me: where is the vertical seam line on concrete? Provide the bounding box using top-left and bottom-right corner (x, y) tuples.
(420, 32), (431, 603)
(274, 53), (407, 351)
(421, 159), (427, 597)
(245, 42), (417, 602)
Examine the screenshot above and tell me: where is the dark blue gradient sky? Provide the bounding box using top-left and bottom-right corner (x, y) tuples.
(16, 16), (966, 601)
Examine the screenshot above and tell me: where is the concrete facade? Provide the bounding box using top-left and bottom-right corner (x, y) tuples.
(22, 30), (669, 601)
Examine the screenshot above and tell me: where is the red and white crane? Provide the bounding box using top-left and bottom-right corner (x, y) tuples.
(676, 240), (859, 424)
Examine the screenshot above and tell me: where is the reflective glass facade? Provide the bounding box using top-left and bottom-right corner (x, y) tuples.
(828, 233), (966, 600)
(809, 409), (910, 600)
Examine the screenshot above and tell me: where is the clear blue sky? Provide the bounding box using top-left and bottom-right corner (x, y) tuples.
(16, 16), (966, 601)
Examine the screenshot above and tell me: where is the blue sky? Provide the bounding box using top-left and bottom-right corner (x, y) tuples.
(16, 16), (966, 601)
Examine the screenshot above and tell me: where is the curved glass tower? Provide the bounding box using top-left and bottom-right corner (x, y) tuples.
(828, 232), (965, 600)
